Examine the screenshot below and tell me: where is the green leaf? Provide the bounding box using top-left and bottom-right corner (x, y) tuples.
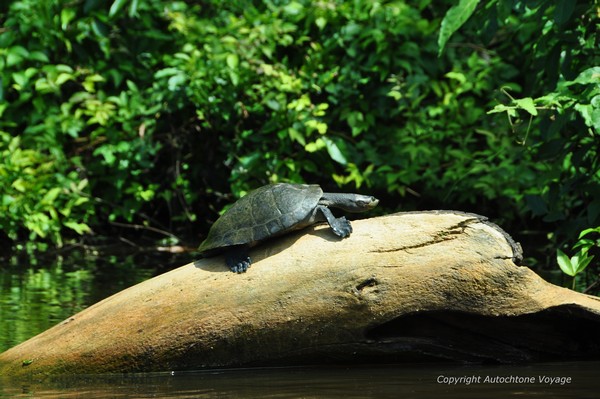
(287, 128), (305, 145)
(64, 221), (92, 235)
(438, 0), (480, 56)
(12, 71), (28, 88)
(55, 64), (74, 73)
(155, 67), (181, 79)
(94, 146), (116, 165)
(55, 72), (74, 86)
(322, 136), (347, 165)
(554, 0), (576, 26)
(226, 53), (239, 70)
(514, 97), (538, 116)
(129, 0), (139, 17)
(28, 51), (49, 63)
(487, 104), (517, 117)
(570, 249), (594, 275)
(73, 197), (90, 207)
(305, 138), (325, 152)
(42, 187), (62, 204)
(575, 254), (594, 274)
(167, 74), (186, 91)
(574, 102), (600, 131)
(445, 71), (467, 84)
(11, 178), (27, 192)
(228, 71), (239, 86)
(61, 8), (76, 30)
(579, 227), (600, 239)
(569, 67), (600, 85)
(573, 238), (594, 254)
(109, 0), (128, 17)
(283, 1), (304, 16)
(138, 189), (155, 201)
(315, 17), (327, 30)
(7, 46), (29, 66)
(557, 249), (575, 276)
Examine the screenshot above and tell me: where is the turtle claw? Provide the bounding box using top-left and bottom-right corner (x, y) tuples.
(231, 257), (251, 273)
(226, 248), (251, 273)
(331, 216), (352, 238)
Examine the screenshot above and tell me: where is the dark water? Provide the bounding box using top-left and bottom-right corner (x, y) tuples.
(1, 250), (599, 398)
(1, 362), (599, 398)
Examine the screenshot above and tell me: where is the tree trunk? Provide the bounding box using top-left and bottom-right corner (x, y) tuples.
(2, 211), (600, 378)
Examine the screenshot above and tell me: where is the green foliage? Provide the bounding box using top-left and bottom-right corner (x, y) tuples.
(439, 0), (599, 289)
(0, 132), (91, 245)
(557, 227), (600, 290)
(557, 249), (593, 279)
(0, 0), (177, 244)
(0, 0), (598, 293)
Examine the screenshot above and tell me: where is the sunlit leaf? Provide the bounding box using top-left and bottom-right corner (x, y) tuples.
(438, 0), (479, 55)
(305, 138), (325, 153)
(42, 187), (62, 204)
(567, 67), (600, 85)
(556, 249), (575, 276)
(226, 53), (239, 70)
(514, 97), (538, 116)
(322, 136), (347, 165)
(574, 102), (600, 130)
(129, 0), (139, 17)
(7, 46), (29, 66)
(445, 71), (467, 84)
(11, 179), (27, 193)
(60, 8), (76, 30)
(28, 51), (49, 62)
(283, 1), (304, 16)
(64, 221), (92, 235)
(487, 104), (512, 114)
(109, 0), (128, 17)
(575, 254), (594, 274)
(315, 17), (326, 30)
(55, 72), (74, 86)
(579, 227), (600, 239)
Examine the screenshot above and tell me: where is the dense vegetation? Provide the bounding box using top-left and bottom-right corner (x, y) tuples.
(0, 0), (598, 290)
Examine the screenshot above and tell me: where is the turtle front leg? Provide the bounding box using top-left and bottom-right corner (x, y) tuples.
(315, 205), (353, 238)
(225, 245), (252, 273)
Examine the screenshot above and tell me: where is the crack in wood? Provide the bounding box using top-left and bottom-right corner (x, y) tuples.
(369, 214), (523, 265)
(371, 217), (481, 253)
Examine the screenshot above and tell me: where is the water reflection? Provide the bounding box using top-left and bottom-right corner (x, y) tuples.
(0, 249), (193, 353)
(1, 363), (599, 399)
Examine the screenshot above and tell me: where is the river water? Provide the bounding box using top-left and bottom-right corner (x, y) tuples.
(1, 362), (598, 398)
(1, 250), (599, 398)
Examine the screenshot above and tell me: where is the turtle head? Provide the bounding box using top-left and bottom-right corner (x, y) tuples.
(319, 193), (379, 213)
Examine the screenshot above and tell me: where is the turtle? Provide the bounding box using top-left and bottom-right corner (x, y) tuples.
(198, 183), (379, 273)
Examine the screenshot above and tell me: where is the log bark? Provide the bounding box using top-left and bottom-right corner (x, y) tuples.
(2, 211), (600, 378)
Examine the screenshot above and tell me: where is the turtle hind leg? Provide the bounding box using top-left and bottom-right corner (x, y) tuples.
(315, 205), (353, 238)
(225, 245), (252, 273)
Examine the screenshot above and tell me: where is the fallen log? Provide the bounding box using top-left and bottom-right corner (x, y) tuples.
(2, 211), (600, 378)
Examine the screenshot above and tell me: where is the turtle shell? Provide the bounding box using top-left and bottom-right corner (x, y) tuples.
(198, 183), (323, 253)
